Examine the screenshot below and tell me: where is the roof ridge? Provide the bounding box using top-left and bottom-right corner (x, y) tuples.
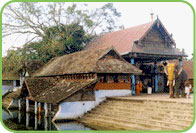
(102, 21), (154, 36)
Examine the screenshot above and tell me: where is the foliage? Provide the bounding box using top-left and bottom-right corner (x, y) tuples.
(3, 2), (121, 43)
(2, 48), (23, 74)
(2, 2), (121, 75)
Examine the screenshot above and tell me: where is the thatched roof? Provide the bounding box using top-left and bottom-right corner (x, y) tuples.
(33, 47), (142, 76)
(25, 77), (97, 104)
(95, 58), (140, 74)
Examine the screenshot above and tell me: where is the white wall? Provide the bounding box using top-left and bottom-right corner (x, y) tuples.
(53, 89), (131, 121)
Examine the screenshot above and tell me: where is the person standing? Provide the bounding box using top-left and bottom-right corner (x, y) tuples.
(136, 81), (143, 96)
(185, 81), (191, 99)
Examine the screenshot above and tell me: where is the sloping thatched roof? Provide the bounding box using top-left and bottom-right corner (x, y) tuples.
(25, 77), (97, 104)
(33, 47), (142, 76)
(95, 58), (140, 74)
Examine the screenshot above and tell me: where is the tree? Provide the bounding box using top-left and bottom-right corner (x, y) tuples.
(22, 23), (89, 64)
(2, 48), (23, 74)
(3, 2), (121, 44)
(2, 2), (122, 74)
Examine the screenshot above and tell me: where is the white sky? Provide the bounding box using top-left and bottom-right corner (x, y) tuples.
(1, 2), (194, 59)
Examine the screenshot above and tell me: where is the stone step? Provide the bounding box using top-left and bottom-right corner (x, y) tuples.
(80, 98), (194, 131)
(97, 103), (193, 116)
(85, 110), (192, 128)
(81, 116), (161, 130)
(105, 100), (193, 110)
(106, 99), (193, 107)
(102, 102), (193, 113)
(81, 115), (184, 131)
(107, 97), (193, 107)
(93, 106), (193, 121)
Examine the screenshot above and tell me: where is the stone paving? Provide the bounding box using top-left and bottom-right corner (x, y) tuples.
(80, 93), (194, 130)
(112, 93), (194, 104)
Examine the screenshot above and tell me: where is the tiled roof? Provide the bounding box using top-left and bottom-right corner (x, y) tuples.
(25, 77), (97, 104)
(33, 47), (142, 76)
(84, 19), (184, 57)
(84, 21), (153, 54)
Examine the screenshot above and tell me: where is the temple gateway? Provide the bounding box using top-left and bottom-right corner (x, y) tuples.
(12, 18), (186, 121)
(84, 17), (186, 94)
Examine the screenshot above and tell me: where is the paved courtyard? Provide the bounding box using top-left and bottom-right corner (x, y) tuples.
(112, 93), (194, 104)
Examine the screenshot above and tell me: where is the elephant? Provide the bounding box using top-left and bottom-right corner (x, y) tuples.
(162, 62), (188, 98)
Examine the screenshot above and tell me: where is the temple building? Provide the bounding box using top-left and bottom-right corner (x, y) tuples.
(19, 47), (141, 120)
(84, 18), (186, 93)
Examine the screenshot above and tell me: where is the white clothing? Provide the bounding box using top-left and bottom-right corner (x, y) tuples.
(185, 86), (190, 94)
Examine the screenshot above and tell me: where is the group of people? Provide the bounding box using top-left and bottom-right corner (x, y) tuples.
(135, 80), (192, 98)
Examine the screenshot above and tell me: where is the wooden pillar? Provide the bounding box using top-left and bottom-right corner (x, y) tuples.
(49, 115), (52, 130)
(18, 110), (21, 123)
(35, 101), (38, 114)
(26, 98), (29, 112)
(49, 104), (52, 113)
(35, 114), (38, 130)
(130, 58), (136, 95)
(44, 116), (48, 130)
(18, 99), (21, 111)
(26, 113), (30, 127)
(44, 102), (48, 117)
(154, 61), (158, 92)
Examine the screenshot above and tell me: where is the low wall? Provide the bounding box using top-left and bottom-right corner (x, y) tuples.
(53, 89), (132, 121)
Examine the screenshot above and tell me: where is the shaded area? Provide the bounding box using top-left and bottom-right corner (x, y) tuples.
(2, 108), (92, 131)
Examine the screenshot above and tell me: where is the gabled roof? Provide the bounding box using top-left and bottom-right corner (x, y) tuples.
(25, 77), (97, 104)
(33, 47), (142, 76)
(84, 18), (183, 56)
(84, 21), (153, 54)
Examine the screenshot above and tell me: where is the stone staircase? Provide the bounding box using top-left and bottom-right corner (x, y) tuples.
(79, 97), (194, 131)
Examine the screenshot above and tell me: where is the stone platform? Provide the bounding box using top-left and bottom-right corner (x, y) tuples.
(79, 93), (194, 131)
(110, 93), (194, 104)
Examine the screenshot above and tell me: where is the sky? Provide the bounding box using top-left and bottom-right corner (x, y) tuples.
(1, 2), (194, 59)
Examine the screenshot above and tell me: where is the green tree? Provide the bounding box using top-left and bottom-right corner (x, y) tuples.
(3, 2), (121, 43)
(2, 48), (23, 74)
(22, 23), (89, 64)
(2, 2), (122, 74)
